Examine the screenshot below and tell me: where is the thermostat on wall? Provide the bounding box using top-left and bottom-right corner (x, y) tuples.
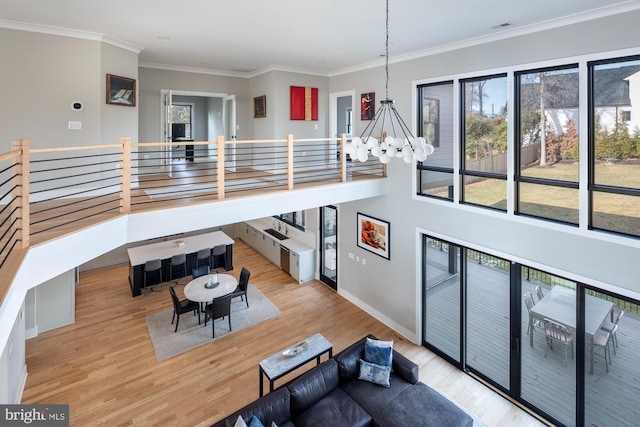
(71, 101), (83, 111)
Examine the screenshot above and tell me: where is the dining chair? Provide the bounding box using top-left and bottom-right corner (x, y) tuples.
(230, 267), (250, 308)
(543, 318), (574, 366)
(196, 248), (212, 268)
(191, 266), (210, 280)
(169, 286), (200, 332)
(535, 285), (544, 302)
(169, 253), (187, 286)
(143, 258), (163, 294)
(524, 292), (542, 336)
(593, 326), (616, 373)
(600, 310), (624, 351)
(211, 244), (227, 271)
(203, 295), (232, 338)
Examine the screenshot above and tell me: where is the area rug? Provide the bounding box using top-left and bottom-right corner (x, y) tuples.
(145, 285), (280, 361)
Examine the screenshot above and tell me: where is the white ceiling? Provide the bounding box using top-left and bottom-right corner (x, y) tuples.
(2, 0), (639, 76)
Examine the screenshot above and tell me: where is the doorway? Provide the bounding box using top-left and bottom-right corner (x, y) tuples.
(160, 89), (236, 177)
(319, 205), (337, 290)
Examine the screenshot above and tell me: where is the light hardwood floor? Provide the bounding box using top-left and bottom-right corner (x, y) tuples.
(22, 240), (548, 427)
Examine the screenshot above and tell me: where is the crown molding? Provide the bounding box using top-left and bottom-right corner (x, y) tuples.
(139, 62), (250, 78)
(139, 62), (330, 79)
(329, 1), (640, 77)
(0, 19), (143, 54)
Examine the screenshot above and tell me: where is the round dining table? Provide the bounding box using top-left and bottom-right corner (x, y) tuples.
(184, 273), (238, 303)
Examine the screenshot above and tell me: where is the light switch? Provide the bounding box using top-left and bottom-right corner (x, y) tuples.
(348, 252), (355, 260)
(362, 258), (366, 265)
(68, 121), (82, 130)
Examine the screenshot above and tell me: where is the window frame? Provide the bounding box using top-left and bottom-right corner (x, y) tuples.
(588, 54), (640, 237)
(459, 73), (509, 212)
(514, 63), (580, 226)
(416, 80), (455, 202)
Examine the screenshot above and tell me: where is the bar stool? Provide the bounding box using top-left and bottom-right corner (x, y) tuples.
(143, 258), (163, 294)
(169, 253), (187, 286)
(211, 244), (227, 272)
(196, 248), (212, 268)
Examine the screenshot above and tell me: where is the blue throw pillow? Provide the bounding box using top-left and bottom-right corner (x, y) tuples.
(359, 358), (391, 387)
(247, 416), (265, 427)
(365, 337), (393, 367)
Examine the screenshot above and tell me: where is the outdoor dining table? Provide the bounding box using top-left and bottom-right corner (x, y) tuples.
(529, 286), (614, 374)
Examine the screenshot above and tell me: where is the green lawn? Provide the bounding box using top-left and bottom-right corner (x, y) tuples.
(457, 162), (639, 235)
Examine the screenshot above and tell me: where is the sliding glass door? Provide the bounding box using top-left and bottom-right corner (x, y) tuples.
(465, 250), (511, 390)
(423, 237), (461, 364)
(319, 206), (337, 290)
(422, 234), (640, 426)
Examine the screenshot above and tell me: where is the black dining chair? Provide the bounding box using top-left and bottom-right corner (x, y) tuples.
(230, 267), (250, 308)
(203, 295), (232, 338)
(169, 287), (200, 332)
(192, 266), (210, 280)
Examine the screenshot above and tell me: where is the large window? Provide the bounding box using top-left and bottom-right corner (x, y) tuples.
(422, 235), (640, 427)
(516, 65), (580, 224)
(415, 53), (640, 239)
(417, 82), (454, 201)
(589, 56), (640, 237)
(170, 103), (193, 139)
(460, 74), (508, 210)
(274, 211), (305, 231)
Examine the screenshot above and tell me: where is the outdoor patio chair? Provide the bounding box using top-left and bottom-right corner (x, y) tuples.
(535, 285), (544, 302)
(600, 310), (624, 351)
(593, 326), (616, 373)
(524, 292), (543, 336)
(543, 318), (574, 366)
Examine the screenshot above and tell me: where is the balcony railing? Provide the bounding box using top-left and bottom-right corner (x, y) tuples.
(0, 134), (385, 300)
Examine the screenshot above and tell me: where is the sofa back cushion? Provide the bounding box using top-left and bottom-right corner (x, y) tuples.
(333, 337), (367, 383)
(287, 359), (339, 415)
(223, 387), (291, 427)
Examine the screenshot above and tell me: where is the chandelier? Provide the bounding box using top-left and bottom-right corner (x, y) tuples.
(345, 0), (434, 164)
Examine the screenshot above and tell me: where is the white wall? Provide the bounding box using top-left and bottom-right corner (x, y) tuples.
(0, 29), (101, 149)
(137, 67), (251, 144)
(35, 269), (76, 334)
(331, 9), (640, 342)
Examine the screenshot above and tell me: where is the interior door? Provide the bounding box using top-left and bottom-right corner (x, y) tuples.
(160, 89), (173, 177)
(223, 95), (237, 171)
(319, 205), (337, 290)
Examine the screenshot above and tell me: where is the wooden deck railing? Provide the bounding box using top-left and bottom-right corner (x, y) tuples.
(0, 134), (385, 298)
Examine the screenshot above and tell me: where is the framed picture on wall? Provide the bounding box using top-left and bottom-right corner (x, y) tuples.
(106, 74), (136, 107)
(254, 95), (266, 118)
(357, 213), (390, 259)
(361, 92), (375, 120)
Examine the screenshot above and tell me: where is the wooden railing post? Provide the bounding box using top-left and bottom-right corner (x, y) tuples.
(120, 136), (131, 214)
(286, 134), (294, 191)
(217, 135), (226, 200)
(11, 140), (30, 248)
(339, 133), (347, 182)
